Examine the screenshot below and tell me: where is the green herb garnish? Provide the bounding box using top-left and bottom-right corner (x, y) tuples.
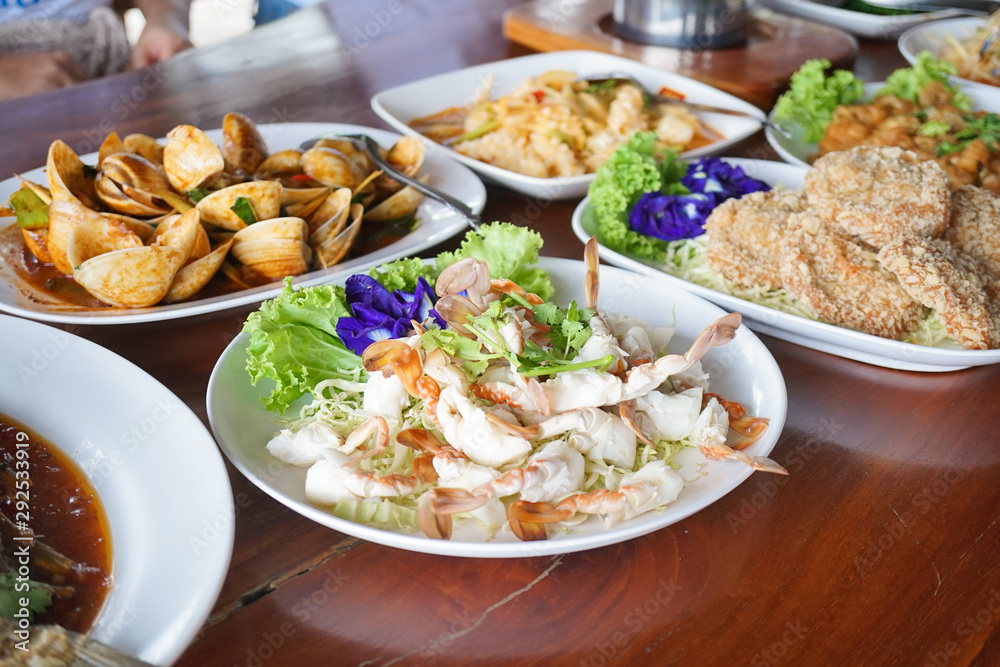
(7, 187), (49, 229)
(186, 187), (209, 203)
(230, 196), (258, 225)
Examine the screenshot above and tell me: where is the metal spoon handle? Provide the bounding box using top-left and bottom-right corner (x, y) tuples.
(347, 134), (481, 231)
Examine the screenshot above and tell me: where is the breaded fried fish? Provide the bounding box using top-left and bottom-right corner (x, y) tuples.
(877, 238), (996, 350)
(780, 211), (927, 339)
(805, 146), (950, 247)
(704, 189), (805, 290)
(945, 185), (1000, 278)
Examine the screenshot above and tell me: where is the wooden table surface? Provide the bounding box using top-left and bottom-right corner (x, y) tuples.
(3, 2), (1000, 665)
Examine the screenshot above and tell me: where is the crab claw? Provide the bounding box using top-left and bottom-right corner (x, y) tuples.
(435, 257), (490, 303)
(427, 487), (489, 516)
(585, 236), (599, 310)
(418, 493), (452, 539)
(434, 294), (482, 336)
(361, 340), (422, 396)
(619, 399), (654, 447)
(730, 418), (770, 451)
(507, 500), (552, 541)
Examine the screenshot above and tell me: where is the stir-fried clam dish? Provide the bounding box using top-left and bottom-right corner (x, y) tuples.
(265, 239), (784, 542)
(2, 113), (427, 308)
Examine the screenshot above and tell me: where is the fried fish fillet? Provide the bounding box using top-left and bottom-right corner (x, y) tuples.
(877, 237), (996, 350)
(779, 211), (927, 339)
(944, 185), (1000, 278)
(704, 189), (806, 290)
(805, 146), (950, 247)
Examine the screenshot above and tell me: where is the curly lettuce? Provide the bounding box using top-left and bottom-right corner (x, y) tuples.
(772, 59), (865, 143)
(435, 222), (552, 299)
(589, 132), (678, 263)
(877, 51), (971, 111)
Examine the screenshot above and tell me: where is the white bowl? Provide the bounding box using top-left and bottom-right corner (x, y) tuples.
(899, 16), (998, 91)
(765, 79), (1000, 166)
(0, 315), (234, 664)
(371, 50), (765, 200)
(758, 0), (960, 40)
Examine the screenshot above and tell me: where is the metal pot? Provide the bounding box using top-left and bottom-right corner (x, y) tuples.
(613, 0), (749, 49)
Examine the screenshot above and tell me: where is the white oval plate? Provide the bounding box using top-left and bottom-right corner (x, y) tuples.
(371, 50), (765, 200)
(0, 123), (485, 325)
(899, 16), (997, 91)
(758, 0), (960, 40)
(207, 257), (786, 558)
(765, 80), (1000, 166)
(573, 157), (1000, 371)
(0, 314), (233, 665)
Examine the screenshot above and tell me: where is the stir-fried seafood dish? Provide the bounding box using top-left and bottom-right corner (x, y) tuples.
(409, 69), (719, 178)
(706, 146), (1000, 349)
(1, 113), (427, 308)
(262, 238), (784, 542)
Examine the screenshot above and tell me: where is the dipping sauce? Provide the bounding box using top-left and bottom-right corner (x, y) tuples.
(0, 413), (112, 632)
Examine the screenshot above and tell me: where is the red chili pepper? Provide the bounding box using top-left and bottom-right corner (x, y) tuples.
(658, 86), (686, 101)
(532, 90), (545, 103)
(290, 173), (314, 182)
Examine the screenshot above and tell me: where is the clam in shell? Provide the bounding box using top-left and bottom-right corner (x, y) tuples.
(150, 208), (203, 263)
(301, 147), (365, 189)
(223, 112), (268, 175)
(364, 179), (426, 222)
(47, 200), (109, 275)
(21, 229), (51, 264)
(98, 132), (127, 167)
(313, 203), (362, 269)
(74, 245), (186, 308)
(123, 134), (164, 165)
(163, 239), (233, 303)
(231, 238), (312, 281)
(65, 215), (144, 269)
(46, 140), (98, 209)
(374, 136), (425, 197)
(163, 125), (225, 193)
(196, 181), (282, 231)
(255, 149), (304, 180)
(95, 173), (169, 217)
(306, 187), (351, 237)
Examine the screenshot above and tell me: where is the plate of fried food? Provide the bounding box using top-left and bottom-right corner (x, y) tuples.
(0, 117), (486, 325)
(899, 14), (1000, 90)
(371, 50), (765, 200)
(572, 133), (1000, 371)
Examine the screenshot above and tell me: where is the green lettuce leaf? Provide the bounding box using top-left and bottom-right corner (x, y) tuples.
(243, 278), (364, 412)
(876, 51), (971, 111)
(434, 222), (553, 299)
(368, 256), (436, 293)
(772, 59), (865, 143)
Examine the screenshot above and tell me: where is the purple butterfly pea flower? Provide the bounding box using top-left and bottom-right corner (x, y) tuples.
(681, 157), (770, 205)
(336, 275), (445, 356)
(628, 191), (715, 242)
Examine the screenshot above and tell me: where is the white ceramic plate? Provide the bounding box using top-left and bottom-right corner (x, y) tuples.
(0, 315), (233, 664)
(757, 0), (959, 39)
(899, 16), (1000, 91)
(207, 257), (787, 558)
(573, 157), (1000, 371)
(371, 50), (765, 200)
(765, 80), (1000, 166)
(0, 123), (485, 325)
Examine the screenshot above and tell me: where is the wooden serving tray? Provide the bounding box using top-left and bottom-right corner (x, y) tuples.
(503, 1), (858, 109)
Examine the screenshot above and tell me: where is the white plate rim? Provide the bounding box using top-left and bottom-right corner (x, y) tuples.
(206, 256), (787, 558)
(0, 122), (486, 325)
(898, 16), (996, 92)
(571, 157), (1000, 371)
(371, 50), (765, 200)
(757, 0), (961, 39)
(0, 314), (233, 664)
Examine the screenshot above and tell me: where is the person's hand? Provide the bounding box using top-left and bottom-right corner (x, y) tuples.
(0, 51), (87, 101)
(131, 20), (192, 69)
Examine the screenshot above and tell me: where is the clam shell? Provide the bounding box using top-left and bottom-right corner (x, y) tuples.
(102, 213), (158, 243)
(307, 187), (351, 236)
(74, 245), (186, 308)
(163, 125), (225, 193)
(312, 138), (373, 173)
(151, 208), (203, 263)
(47, 200), (107, 275)
(98, 132), (127, 167)
(231, 238), (312, 280)
(163, 239), (233, 303)
(21, 228), (51, 264)
(223, 112), (268, 175)
(314, 203), (363, 269)
(124, 134), (164, 165)
(232, 216), (308, 244)
(283, 186), (331, 220)
(46, 140), (98, 209)
(374, 136), (425, 196)
(255, 149), (303, 179)
(65, 214), (144, 269)
(103, 153), (174, 198)
(301, 147), (365, 189)
(364, 180), (425, 222)
(196, 181), (282, 231)
(189, 223), (211, 262)
(95, 173), (168, 217)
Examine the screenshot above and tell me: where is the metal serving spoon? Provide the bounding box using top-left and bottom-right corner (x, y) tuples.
(299, 134), (481, 230)
(581, 72), (794, 139)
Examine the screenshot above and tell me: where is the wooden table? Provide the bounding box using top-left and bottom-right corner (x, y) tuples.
(3, 2), (1000, 665)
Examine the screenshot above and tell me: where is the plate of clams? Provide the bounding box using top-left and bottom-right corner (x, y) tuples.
(0, 116), (486, 324)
